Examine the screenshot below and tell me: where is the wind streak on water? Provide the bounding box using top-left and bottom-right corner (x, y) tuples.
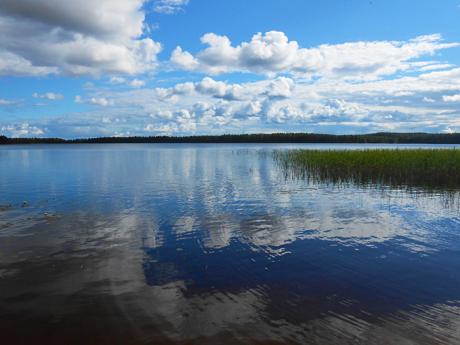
(0, 143), (460, 344)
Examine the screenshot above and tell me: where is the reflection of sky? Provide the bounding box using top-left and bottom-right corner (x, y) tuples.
(1, 144), (460, 344)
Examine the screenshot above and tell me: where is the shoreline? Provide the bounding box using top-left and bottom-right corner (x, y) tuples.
(1, 132), (460, 145)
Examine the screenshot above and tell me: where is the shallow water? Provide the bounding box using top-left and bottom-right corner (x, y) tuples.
(1, 143), (460, 345)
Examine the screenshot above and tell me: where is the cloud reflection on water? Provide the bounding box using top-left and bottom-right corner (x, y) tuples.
(1, 144), (460, 344)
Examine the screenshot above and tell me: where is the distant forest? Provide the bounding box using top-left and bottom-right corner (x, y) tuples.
(1, 133), (460, 145)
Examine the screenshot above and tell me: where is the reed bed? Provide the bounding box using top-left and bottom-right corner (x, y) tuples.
(275, 149), (460, 190)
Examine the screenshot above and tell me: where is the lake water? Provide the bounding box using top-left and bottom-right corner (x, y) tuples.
(1, 144), (460, 344)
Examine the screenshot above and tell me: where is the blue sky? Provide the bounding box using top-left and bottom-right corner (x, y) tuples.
(1, 0), (460, 138)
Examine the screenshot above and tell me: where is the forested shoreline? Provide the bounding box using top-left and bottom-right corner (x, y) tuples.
(1, 132), (460, 145)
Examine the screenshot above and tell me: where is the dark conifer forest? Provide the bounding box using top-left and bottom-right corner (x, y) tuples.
(1, 132), (460, 145)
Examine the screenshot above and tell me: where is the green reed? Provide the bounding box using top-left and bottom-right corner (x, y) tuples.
(275, 149), (460, 191)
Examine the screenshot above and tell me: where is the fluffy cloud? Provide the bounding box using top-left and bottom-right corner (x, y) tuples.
(264, 77), (294, 99)
(144, 123), (179, 133)
(153, 0), (189, 14)
(1, 123), (44, 137)
(171, 31), (458, 80)
(124, 77), (253, 103)
(2, 17), (459, 137)
(0, 0), (162, 76)
(75, 95), (113, 106)
(195, 77), (244, 100)
(130, 79), (146, 88)
(443, 94), (460, 102)
(55, 62), (460, 136)
(32, 92), (64, 100)
(109, 76), (127, 84)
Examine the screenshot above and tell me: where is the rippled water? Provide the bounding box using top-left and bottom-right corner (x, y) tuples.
(1, 144), (460, 345)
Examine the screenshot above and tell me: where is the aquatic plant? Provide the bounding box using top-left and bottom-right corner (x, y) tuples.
(275, 149), (460, 191)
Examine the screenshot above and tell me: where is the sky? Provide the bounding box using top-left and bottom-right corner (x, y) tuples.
(1, 0), (460, 138)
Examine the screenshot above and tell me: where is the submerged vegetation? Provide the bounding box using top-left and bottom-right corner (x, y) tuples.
(276, 149), (460, 191)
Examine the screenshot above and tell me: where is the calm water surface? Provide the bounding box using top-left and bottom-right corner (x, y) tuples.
(1, 144), (460, 344)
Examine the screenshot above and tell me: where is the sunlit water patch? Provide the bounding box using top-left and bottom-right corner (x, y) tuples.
(1, 144), (460, 344)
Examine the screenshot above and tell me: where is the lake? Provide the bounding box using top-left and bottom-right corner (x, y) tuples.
(1, 144), (460, 344)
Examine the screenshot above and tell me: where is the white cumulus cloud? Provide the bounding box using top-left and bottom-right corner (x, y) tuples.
(1, 123), (44, 137)
(130, 79), (146, 88)
(264, 77), (295, 99)
(171, 31), (458, 80)
(0, 0), (162, 76)
(75, 95), (113, 106)
(443, 94), (460, 102)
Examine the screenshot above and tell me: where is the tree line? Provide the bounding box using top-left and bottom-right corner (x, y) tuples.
(1, 132), (460, 145)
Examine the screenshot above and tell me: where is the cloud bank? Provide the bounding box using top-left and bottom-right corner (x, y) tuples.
(171, 31), (458, 80)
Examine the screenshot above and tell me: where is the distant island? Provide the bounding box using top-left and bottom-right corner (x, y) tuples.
(1, 132), (460, 145)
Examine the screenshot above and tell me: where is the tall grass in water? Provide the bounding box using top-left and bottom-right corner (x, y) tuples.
(275, 149), (460, 191)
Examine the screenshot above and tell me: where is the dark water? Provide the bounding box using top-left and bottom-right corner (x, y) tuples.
(1, 144), (460, 345)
